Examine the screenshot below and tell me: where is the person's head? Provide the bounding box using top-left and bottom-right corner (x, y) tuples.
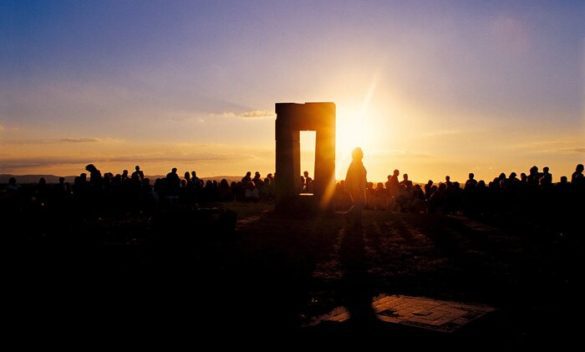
(427, 180), (433, 185)
(445, 175), (451, 182)
(403, 174), (409, 181)
(304, 171), (309, 178)
(560, 176), (568, 184)
(59, 177), (65, 184)
(387, 175), (392, 181)
(39, 177), (46, 185)
(509, 172), (517, 179)
(135, 165), (140, 171)
(576, 164), (584, 173)
(255, 171), (261, 178)
(393, 169), (399, 177)
(246, 171), (251, 177)
(184, 171), (190, 178)
(85, 164), (95, 172)
(172, 168), (177, 174)
(543, 166), (549, 173)
(469, 173), (474, 180)
(8, 177), (16, 185)
(530, 166), (538, 174)
(351, 147), (363, 162)
(192, 171), (197, 177)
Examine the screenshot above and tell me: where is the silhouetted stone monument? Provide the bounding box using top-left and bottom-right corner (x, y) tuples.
(275, 102), (336, 211)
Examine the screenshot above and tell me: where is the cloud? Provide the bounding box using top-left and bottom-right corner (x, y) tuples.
(3, 137), (107, 145)
(559, 147), (585, 154)
(210, 109), (275, 120)
(58, 137), (101, 143)
(502, 140), (585, 155)
(240, 110), (274, 119)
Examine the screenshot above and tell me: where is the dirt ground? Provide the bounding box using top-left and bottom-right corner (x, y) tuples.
(223, 202), (582, 342)
(7, 201), (582, 344)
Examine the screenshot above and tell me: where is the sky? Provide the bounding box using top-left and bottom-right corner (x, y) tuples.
(1, 0), (584, 182)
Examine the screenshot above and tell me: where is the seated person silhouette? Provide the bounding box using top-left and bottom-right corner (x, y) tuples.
(345, 147), (367, 227)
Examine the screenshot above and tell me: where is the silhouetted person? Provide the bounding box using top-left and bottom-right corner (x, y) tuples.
(400, 173), (413, 190)
(242, 171), (252, 184)
(131, 165), (144, 182)
(571, 164), (584, 185)
(85, 164), (102, 187)
(540, 166), (552, 186)
(166, 168), (181, 195)
(122, 169), (129, 182)
(7, 177), (19, 192)
(345, 147), (367, 227)
(528, 166), (540, 186)
(465, 173), (477, 190)
(190, 171), (202, 188)
(386, 169), (400, 196)
(424, 180), (434, 199)
(557, 176), (570, 193)
(507, 172), (519, 188)
(263, 173), (275, 199)
(264, 173), (274, 185)
(253, 171), (264, 188)
(303, 171), (313, 193)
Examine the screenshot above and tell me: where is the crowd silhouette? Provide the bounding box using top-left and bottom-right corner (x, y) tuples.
(333, 163), (584, 232)
(2, 162), (582, 234)
(337, 164), (581, 203)
(1, 165), (279, 217)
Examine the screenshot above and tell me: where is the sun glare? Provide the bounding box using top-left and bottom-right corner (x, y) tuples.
(335, 74), (381, 179)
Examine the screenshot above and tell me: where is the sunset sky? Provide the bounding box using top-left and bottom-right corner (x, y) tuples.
(1, 0), (584, 182)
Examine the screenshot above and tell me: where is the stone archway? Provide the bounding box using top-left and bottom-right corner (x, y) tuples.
(275, 102), (336, 210)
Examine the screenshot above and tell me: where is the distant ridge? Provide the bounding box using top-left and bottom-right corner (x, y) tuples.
(0, 174), (77, 184)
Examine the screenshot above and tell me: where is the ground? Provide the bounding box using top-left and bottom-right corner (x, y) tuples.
(220, 202), (580, 342)
(7, 201), (581, 344)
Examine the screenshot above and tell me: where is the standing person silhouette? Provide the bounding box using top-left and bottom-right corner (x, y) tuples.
(345, 147), (367, 227)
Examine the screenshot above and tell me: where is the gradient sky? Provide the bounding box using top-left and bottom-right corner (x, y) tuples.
(1, 0), (584, 182)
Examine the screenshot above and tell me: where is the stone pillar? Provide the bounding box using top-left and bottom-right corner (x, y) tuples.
(314, 117), (335, 200)
(275, 109), (298, 204)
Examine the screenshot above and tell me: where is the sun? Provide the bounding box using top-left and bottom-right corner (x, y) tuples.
(335, 104), (378, 179)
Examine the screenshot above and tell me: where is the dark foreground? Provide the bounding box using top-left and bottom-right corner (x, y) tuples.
(5, 202), (583, 345)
